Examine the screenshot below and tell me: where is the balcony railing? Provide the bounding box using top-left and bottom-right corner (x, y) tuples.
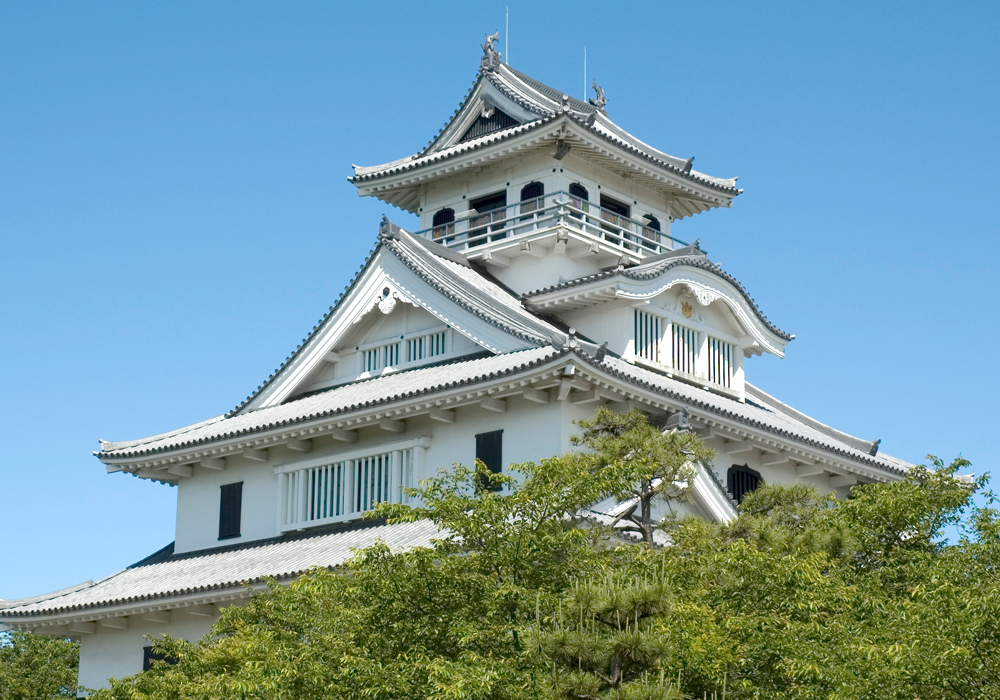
(417, 191), (686, 256)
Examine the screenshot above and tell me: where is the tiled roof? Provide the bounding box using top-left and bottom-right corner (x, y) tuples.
(98, 347), (564, 459)
(380, 221), (563, 346)
(522, 245), (793, 342)
(0, 519), (439, 618)
(576, 351), (907, 475)
(351, 64), (738, 195)
(226, 220), (563, 417)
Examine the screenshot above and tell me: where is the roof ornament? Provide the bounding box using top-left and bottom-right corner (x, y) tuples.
(682, 157), (694, 174)
(663, 408), (691, 433)
(480, 31), (502, 72)
(589, 79), (608, 113)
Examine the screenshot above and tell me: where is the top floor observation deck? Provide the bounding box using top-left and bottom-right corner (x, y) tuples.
(412, 189), (688, 271)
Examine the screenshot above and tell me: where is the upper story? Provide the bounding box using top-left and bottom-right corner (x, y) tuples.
(90, 37), (906, 557)
(350, 35), (740, 295)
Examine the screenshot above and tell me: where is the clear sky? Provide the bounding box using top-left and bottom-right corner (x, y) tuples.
(1, 1), (998, 599)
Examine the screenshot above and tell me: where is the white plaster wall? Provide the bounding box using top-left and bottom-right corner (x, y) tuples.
(175, 396), (608, 554)
(77, 613), (215, 692)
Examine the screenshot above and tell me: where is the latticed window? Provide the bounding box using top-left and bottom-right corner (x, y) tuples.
(363, 341), (400, 373)
(671, 323), (698, 375)
(727, 465), (761, 504)
(407, 330), (446, 363)
(707, 336), (734, 388)
(633, 310), (662, 364)
(279, 442), (421, 530)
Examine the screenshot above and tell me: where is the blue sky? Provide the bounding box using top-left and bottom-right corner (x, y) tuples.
(1, 1), (997, 598)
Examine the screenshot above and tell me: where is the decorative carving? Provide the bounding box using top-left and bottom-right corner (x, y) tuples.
(589, 80), (608, 112)
(377, 287), (396, 315)
(691, 286), (721, 307)
(480, 103), (495, 119)
(480, 32), (502, 72)
(681, 301), (693, 319)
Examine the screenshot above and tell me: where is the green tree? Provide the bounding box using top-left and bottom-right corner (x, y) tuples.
(0, 630), (79, 700)
(573, 408), (713, 546)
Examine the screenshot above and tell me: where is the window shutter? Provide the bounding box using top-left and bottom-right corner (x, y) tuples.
(143, 646), (176, 671)
(218, 482), (243, 540)
(727, 465), (761, 504)
(475, 430), (504, 489)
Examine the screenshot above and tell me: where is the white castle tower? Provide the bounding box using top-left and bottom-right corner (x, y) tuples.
(0, 36), (910, 691)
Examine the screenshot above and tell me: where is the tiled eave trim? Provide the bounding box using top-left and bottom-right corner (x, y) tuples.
(226, 223), (555, 419)
(352, 115), (557, 183)
(227, 239), (384, 417)
(98, 350), (570, 464)
(382, 235), (555, 347)
(0, 582), (264, 626)
(418, 71), (485, 157)
(523, 257), (793, 342)
(571, 351), (906, 478)
(352, 113), (739, 197)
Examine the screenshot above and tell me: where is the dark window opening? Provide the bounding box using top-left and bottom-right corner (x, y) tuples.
(218, 482), (243, 540)
(519, 182), (544, 219)
(432, 208), (455, 240)
(599, 194), (631, 245)
(458, 108), (519, 143)
(475, 430), (504, 490)
(469, 191), (508, 245)
(569, 183), (589, 220)
(727, 465), (762, 505)
(641, 215), (661, 250)
(142, 646), (177, 672)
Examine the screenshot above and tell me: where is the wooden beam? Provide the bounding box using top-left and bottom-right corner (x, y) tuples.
(69, 622), (97, 635)
(141, 611), (172, 624)
(429, 408), (455, 423)
(99, 617), (129, 630)
(762, 453), (791, 467)
(243, 448), (269, 463)
(480, 397), (506, 413)
(322, 351), (341, 364)
(796, 464), (826, 477)
(725, 440), (754, 455)
(180, 604), (217, 617)
(482, 250), (510, 268)
(522, 387), (549, 404)
(331, 428), (358, 443)
(518, 240), (546, 259)
(380, 418), (405, 433)
(830, 475), (858, 489)
(201, 457), (226, 470)
(286, 438), (312, 453)
(33, 625), (70, 638)
(571, 390), (602, 404)
(556, 378), (573, 401)
(167, 464), (193, 478)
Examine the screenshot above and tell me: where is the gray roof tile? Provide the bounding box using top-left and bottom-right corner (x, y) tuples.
(0, 520), (439, 618)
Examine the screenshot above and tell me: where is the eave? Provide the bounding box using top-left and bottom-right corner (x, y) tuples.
(351, 115), (740, 220)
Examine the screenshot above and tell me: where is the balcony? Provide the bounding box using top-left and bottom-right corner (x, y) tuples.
(416, 191), (687, 263)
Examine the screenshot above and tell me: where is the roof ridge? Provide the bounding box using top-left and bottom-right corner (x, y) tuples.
(744, 382), (879, 455)
(521, 254), (792, 342)
(569, 348), (905, 475)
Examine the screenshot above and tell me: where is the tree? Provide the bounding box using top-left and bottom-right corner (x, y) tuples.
(86, 406), (994, 700)
(573, 408), (713, 546)
(0, 630), (78, 700)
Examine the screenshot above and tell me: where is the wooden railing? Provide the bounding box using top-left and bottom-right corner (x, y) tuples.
(419, 191), (686, 256)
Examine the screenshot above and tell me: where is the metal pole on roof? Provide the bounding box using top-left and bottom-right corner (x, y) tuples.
(505, 7), (508, 64)
(584, 46), (587, 101)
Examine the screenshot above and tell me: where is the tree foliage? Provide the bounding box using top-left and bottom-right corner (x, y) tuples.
(0, 630), (78, 700)
(68, 410), (996, 700)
